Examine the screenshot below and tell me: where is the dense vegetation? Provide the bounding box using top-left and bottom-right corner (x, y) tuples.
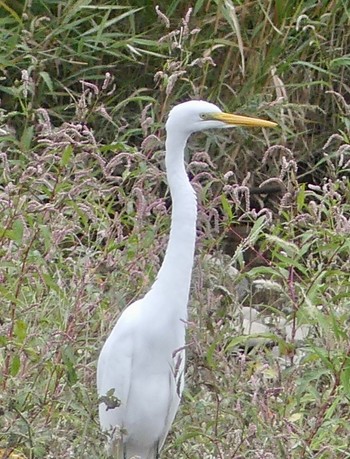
(0, 1), (349, 458)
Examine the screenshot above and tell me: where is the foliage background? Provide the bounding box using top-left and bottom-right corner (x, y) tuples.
(0, 0), (349, 458)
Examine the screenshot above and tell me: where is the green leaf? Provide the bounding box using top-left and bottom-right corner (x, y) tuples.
(220, 194), (233, 220)
(248, 215), (267, 244)
(330, 57), (350, 70)
(225, 333), (277, 352)
(80, 8), (143, 37)
(42, 273), (63, 295)
(60, 144), (73, 167)
(0, 286), (19, 303)
(296, 184), (306, 211)
(205, 341), (218, 369)
(293, 60), (335, 76)
(39, 224), (52, 252)
(265, 234), (299, 257)
(20, 125), (34, 151)
(7, 219), (24, 244)
(39, 71), (54, 92)
(62, 346), (78, 385)
(14, 320), (27, 342)
(10, 354), (21, 377)
(309, 346), (334, 370)
(340, 358), (350, 395)
(246, 265), (288, 279)
(0, 1), (22, 23)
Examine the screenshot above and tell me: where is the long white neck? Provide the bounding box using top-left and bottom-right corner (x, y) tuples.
(148, 132), (197, 320)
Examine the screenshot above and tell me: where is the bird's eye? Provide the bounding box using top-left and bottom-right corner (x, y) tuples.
(200, 113), (210, 120)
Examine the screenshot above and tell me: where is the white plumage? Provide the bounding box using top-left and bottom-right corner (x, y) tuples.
(97, 100), (276, 459)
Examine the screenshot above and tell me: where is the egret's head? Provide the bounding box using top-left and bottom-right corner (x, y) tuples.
(165, 100), (277, 136)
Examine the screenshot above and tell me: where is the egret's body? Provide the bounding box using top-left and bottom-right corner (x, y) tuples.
(97, 101), (276, 459)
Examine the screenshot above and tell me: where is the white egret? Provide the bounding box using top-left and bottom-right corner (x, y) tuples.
(97, 100), (277, 459)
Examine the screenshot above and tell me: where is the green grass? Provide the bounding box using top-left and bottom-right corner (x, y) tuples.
(1, 1), (350, 458)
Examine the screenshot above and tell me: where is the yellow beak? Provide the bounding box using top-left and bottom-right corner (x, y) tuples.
(211, 112), (277, 128)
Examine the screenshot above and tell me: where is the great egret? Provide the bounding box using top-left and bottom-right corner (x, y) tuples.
(97, 100), (277, 459)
